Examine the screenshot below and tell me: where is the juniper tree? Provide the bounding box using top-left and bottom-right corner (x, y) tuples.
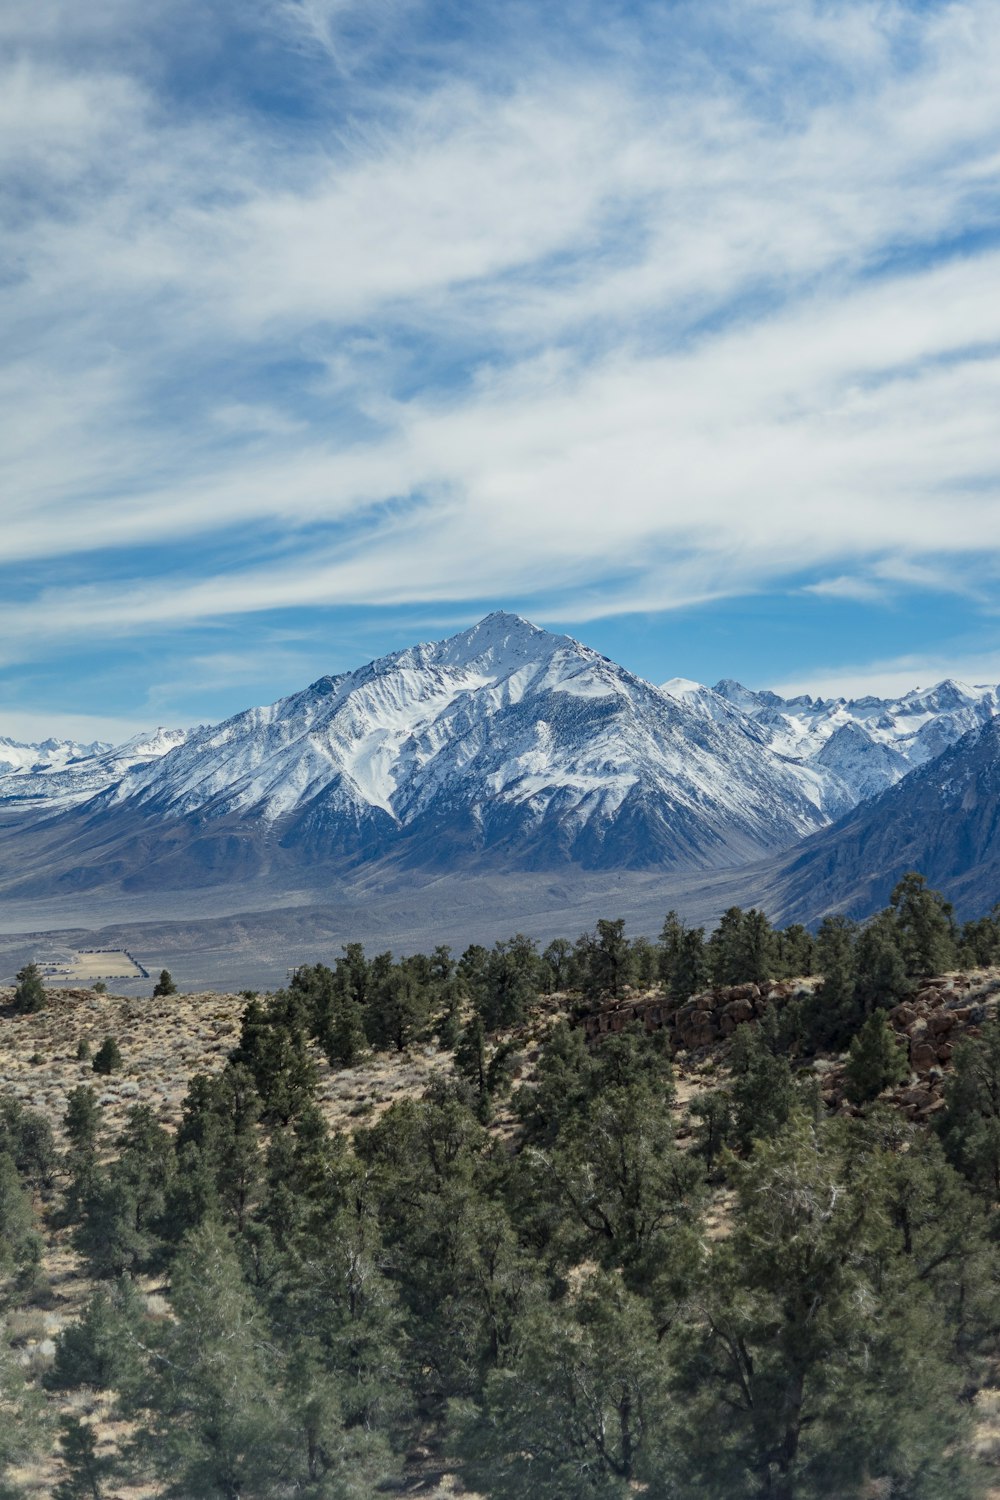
(843, 1011), (909, 1105)
(854, 910), (912, 1014)
(92, 1038), (122, 1075)
(937, 1019), (1000, 1200)
(454, 1273), (674, 1499)
(802, 914), (858, 1050)
(12, 961), (45, 1014)
(889, 871), (957, 978)
(670, 926), (708, 1002)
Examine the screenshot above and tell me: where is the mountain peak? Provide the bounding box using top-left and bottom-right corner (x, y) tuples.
(431, 611), (564, 672)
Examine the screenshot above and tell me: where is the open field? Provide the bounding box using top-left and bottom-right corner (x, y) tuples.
(38, 948), (147, 983)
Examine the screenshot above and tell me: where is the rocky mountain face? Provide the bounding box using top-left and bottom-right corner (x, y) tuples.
(765, 716), (1000, 923)
(0, 614), (831, 898)
(6, 616), (1000, 920)
(663, 675), (1000, 808)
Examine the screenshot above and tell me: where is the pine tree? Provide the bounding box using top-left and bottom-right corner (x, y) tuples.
(454, 1273), (673, 1499)
(854, 910), (912, 1013)
(937, 1019), (1000, 1199)
(844, 1011), (909, 1104)
(673, 1115), (978, 1500)
(0, 1151), (42, 1278)
(708, 907), (747, 986)
(46, 1281), (146, 1395)
(12, 961), (45, 1014)
(889, 871), (957, 978)
(142, 1221), (289, 1498)
(53, 1416), (116, 1500)
(657, 910), (685, 990)
(152, 969), (177, 997)
(670, 927), (708, 1002)
(802, 914), (859, 1050)
(92, 1038), (122, 1075)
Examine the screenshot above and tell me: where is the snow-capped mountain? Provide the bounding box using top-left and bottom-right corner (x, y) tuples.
(0, 727), (189, 812)
(765, 715), (1000, 924)
(0, 614), (835, 898)
(0, 735), (110, 775)
(663, 675), (1000, 806)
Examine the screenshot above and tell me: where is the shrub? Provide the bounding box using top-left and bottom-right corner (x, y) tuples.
(92, 1039), (122, 1076)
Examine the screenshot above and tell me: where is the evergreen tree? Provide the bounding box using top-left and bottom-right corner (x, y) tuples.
(738, 909), (776, 985)
(12, 961), (45, 1014)
(673, 1115), (978, 1500)
(142, 1221), (289, 1498)
(152, 969), (177, 998)
(937, 1019), (1000, 1199)
(889, 871), (957, 977)
(802, 914), (858, 1051)
(853, 910), (912, 1014)
(727, 1025), (797, 1153)
(455, 1274), (674, 1499)
(959, 907), (1000, 968)
(708, 907), (748, 986)
(230, 993), (318, 1124)
(46, 1280), (146, 1395)
(0, 1094), (56, 1186)
(64, 1086), (101, 1153)
(657, 909), (685, 990)
(578, 919), (634, 999)
(843, 1011), (909, 1104)
(0, 1151), (42, 1278)
(477, 936), (539, 1030)
(670, 927), (708, 1002)
(454, 1014), (489, 1107)
(53, 1417), (116, 1500)
(92, 1038), (122, 1075)
(774, 923), (815, 979)
(541, 937), (573, 992)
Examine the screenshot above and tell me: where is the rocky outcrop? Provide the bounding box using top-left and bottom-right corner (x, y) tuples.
(579, 970), (1000, 1124)
(580, 978), (808, 1052)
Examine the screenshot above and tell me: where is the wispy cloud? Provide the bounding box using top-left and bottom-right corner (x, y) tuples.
(2, 0), (1000, 721)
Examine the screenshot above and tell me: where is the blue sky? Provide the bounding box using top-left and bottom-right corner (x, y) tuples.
(4, 0), (1000, 741)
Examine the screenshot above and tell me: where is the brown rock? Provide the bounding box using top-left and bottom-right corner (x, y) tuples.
(722, 997), (754, 1025)
(926, 1011), (955, 1036)
(910, 1040), (938, 1072)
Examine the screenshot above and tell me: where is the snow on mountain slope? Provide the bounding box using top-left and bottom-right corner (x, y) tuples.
(765, 716), (1000, 925)
(662, 675), (1000, 806)
(0, 736), (110, 774)
(0, 727), (189, 812)
(10, 613), (835, 892)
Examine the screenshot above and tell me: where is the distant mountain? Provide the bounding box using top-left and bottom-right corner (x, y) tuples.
(0, 735), (111, 775)
(664, 675), (1000, 806)
(0, 614), (831, 899)
(0, 727), (189, 814)
(765, 716), (1000, 923)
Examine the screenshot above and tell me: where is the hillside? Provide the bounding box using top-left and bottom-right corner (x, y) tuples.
(6, 910), (1000, 1498)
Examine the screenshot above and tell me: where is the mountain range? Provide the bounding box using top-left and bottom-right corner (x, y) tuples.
(2, 612), (999, 927)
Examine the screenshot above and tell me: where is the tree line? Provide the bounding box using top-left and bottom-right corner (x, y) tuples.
(2, 872), (1000, 1496)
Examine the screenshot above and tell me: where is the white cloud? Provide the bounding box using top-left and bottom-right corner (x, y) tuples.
(2, 0), (1000, 660)
(772, 651), (1000, 701)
